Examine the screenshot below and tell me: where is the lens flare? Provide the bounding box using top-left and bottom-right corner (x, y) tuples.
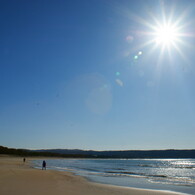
(116, 72), (121, 76)
(134, 55), (138, 60)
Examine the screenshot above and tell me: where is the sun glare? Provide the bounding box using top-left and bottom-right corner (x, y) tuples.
(124, 3), (191, 65)
(154, 23), (179, 46)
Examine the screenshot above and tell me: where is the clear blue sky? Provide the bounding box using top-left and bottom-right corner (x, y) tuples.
(1, 0), (195, 150)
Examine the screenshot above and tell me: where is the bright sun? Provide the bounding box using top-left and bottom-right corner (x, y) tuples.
(154, 23), (179, 46)
(128, 5), (189, 61)
(125, 3), (191, 69)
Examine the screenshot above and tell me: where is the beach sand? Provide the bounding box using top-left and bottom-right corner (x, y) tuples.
(0, 156), (186, 195)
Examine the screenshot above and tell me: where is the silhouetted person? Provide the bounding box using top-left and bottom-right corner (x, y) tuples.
(42, 160), (46, 170)
(23, 158), (26, 163)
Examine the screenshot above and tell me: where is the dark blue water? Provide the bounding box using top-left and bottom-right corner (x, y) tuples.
(33, 159), (195, 194)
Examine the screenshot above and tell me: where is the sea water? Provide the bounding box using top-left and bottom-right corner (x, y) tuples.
(32, 159), (195, 194)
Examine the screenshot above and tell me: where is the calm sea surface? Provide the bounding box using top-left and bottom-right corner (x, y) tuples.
(33, 159), (195, 194)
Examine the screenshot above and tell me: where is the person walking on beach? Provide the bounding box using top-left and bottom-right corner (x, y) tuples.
(23, 158), (26, 163)
(42, 160), (46, 170)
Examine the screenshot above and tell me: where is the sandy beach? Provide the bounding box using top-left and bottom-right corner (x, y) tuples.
(0, 156), (187, 195)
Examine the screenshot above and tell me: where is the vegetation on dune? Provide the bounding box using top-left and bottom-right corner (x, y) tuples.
(0, 146), (89, 158)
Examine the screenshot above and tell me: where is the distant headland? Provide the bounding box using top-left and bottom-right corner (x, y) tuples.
(1, 146), (195, 159)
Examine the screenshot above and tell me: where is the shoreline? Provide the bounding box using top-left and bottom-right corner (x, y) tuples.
(0, 156), (188, 195)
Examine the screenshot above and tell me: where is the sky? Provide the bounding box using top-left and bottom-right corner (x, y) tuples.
(1, 0), (195, 150)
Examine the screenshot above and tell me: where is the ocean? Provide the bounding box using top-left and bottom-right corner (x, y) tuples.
(32, 158), (195, 194)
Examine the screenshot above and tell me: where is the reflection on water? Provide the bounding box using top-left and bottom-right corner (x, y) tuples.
(33, 159), (195, 194)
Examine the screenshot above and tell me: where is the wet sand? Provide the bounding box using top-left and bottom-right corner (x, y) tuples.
(0, 156), (187, 195)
